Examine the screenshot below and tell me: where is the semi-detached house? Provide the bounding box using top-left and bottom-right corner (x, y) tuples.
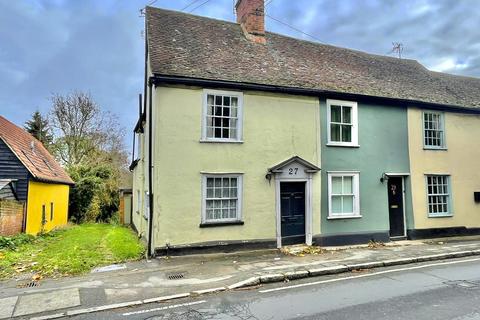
(130, 0), (480, 256)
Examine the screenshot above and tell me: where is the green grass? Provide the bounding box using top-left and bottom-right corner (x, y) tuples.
(0, 224), (145, 280)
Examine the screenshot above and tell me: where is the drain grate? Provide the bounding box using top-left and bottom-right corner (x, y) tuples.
(167, 272), (186, 280)
(16, 281), (40, 288)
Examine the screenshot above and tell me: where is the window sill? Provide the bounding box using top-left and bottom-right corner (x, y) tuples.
(326, 143), (360, 148)
(423, 147), (447, 151)
(200, 139), (244, 144)
(327, 215), (362, 220)
(428, 214), (453, 218)
(199, 221), (244, 228)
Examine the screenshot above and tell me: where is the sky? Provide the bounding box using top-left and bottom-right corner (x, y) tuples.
(1, 0), (480, 151)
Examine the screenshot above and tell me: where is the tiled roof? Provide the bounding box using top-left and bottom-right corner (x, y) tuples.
(146, 6), (480, 109)
(0, 116), (74, 185)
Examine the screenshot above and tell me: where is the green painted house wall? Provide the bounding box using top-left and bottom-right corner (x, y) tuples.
(319, 99), (414, 243)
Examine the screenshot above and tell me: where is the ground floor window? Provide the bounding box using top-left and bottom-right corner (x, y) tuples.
(328, 172), (360, 218)
(202, 174), (242, 223)
(426, 175), (451, 217)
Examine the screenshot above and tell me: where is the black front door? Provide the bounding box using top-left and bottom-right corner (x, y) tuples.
(280, 182), (306, 245)
(388, 177), (405, 238)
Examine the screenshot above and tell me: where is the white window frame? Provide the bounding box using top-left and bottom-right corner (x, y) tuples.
(425, 174), (452, 217)
(201, 89), (244, 143)
(423, 111), (446, 149)
(201, 174), (243, 224)
(327, 171), (361, 219)
(326, 99), (359, 147)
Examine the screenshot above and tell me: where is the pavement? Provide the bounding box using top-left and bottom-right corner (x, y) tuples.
(2, 236), (480, 319)
(67, 256), (480, 319)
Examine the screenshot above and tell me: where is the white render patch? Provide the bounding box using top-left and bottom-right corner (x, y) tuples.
(13, 288), (80, 317)
(0, 296), (18, 320)
(91, 264), (126, 273)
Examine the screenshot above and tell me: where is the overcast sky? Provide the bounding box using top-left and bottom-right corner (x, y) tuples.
(1, 0), (479, 150)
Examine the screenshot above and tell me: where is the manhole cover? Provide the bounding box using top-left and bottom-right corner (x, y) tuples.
(16, 281), (40, 288)
(167, 272), (186, 280)
(444, 280), (480, 289)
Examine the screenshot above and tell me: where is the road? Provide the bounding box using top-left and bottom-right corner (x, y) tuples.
(70, 257), (480, 320)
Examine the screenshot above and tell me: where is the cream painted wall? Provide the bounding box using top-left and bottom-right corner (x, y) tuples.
(152, 86), (321, 248)
(408, 107), (480, 229)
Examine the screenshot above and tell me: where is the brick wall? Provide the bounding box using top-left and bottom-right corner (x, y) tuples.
(0, 200), (24, 236)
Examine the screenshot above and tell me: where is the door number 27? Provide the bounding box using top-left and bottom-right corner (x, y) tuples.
(288, 167), (299, 175)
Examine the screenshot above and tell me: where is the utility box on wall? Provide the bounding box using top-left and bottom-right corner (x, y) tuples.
(475, 192), (480, 203)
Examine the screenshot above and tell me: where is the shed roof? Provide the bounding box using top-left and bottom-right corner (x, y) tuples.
(0, 116), (74, 185)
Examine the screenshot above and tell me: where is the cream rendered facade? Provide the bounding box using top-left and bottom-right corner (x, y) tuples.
(135, 85), (321, 252)
(408, 107), (480, 234)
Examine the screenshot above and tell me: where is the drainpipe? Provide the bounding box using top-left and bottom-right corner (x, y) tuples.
(147, 80), (154, 257)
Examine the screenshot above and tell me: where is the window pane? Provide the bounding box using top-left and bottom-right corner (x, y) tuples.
(331, 105), (341, 122)
(206, 209), (214, 220)
(343, 176), (353, 193)
(207, 127), (213, 138)
(331, 124), (341, 142)
(223, 96), (230, 106)
(215, 95), (222, 105)
(231, 97), (238, 107)
(207, 188), (214, 198)
(332, 177), (342, 194)
(341, 125), (352, 142)
(207, 178), (214, 188)
(207, 95), (214, 105)
(342, 107), (351, 124)
(342, 195), (354, 213)
(332, 196), (342, 213)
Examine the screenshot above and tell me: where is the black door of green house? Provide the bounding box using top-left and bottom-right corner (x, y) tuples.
(280, 182), (306, 245)
(388, 177), (405, 238)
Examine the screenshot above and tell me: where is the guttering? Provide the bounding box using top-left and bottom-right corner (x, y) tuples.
(151, 74), (480, 115)
(147, 82), (154, 257)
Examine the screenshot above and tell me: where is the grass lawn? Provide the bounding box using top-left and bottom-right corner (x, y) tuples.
(0, 223), (145, 280)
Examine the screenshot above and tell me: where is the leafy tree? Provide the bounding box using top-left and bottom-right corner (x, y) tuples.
(67, 163), (121, 223)
(24, 111), (53, 147)
(49, 91), (128, 222)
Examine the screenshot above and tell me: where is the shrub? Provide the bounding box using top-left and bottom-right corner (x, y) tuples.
(0, 233), (35, 250)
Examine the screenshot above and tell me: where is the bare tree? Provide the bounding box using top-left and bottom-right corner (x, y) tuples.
(50, 91), (127, 168)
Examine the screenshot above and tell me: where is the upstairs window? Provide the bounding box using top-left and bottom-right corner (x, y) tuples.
(327, 100), (358, 147)
(423, 112), (445, 149)
(202, 90), (243, 142)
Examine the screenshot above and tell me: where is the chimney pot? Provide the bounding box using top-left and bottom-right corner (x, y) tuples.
(235, 0), (265, 44)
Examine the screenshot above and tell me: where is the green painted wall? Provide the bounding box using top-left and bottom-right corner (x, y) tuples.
(320, 99), (414, 236)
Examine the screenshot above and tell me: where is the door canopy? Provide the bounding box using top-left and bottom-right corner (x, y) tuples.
(267, 156), (320, 180)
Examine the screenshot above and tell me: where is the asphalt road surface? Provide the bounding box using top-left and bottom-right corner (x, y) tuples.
(70, 257), (480, 320)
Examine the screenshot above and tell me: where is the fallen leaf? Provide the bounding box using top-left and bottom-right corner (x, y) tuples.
(32, 274), (43, 281)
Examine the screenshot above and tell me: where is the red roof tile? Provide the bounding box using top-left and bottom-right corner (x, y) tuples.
(0, 116), (74, 185)
(146, 7), (480, 109)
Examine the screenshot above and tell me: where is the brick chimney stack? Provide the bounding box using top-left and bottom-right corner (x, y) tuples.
(235, 0), (265, 44)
